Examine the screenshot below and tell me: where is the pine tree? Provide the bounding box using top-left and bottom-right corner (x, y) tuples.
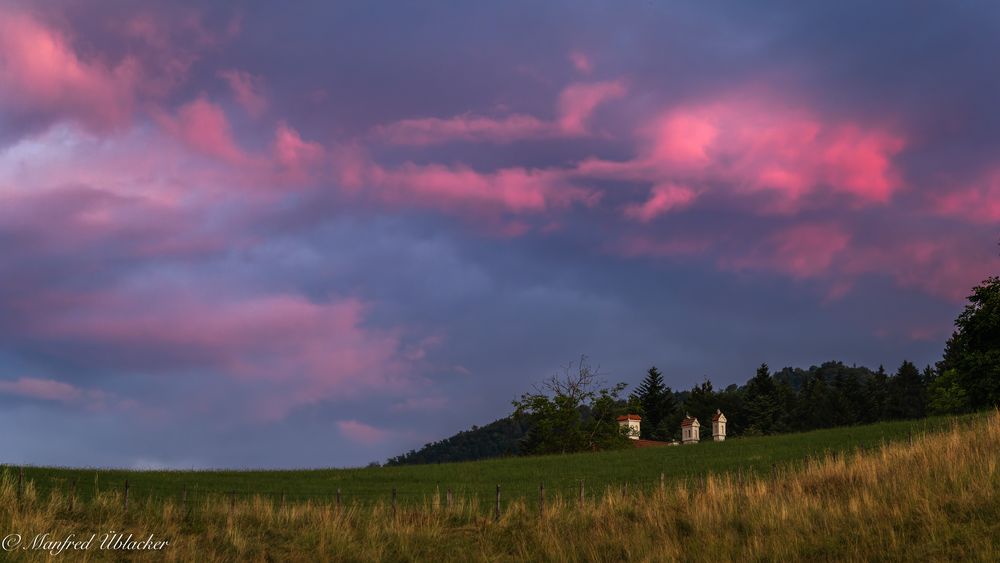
(744, 363), (780, 434)
(631, 366), (676, 439)
(887, 360), (927, 419)
(866, 365), (889, 422)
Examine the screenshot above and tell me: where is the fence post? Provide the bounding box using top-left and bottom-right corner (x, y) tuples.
(229, 490), (235, 511)
(578, 479), (584, 508)
(623, 481), (628, 498)
(182, 485), (187, 504)
(336, 488), (342, 511)
(17, 467), (23, 502)
(280, 491), (285, 509)
(69, 478), (76, 512)
(446, 488), (453, 509)
(539, 482), (545, 515)
(660, 472), (665, 493)
(124, 479), (129, 512)
(391, 487), (397, 517)
(494, 484), (501, 521)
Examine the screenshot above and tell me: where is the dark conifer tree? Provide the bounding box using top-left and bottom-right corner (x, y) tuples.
(631, 366), (676, 438)
(744, 363), (780, 434)
(887, 360), (927, 420)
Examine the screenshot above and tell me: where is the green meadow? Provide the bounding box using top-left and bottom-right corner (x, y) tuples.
(4, 414), (975, 511)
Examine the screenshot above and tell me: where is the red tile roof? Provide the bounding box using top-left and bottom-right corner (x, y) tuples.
(633, 439), (671, 448)
(712, 410), (726, 422)
(681, 416), (699, 427)
(616, 414), (641, 421)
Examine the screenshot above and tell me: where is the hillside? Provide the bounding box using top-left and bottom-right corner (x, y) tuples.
(385, 416), (528, 466)
(5, 414), (974, 509)
(387, 361), (897, 465)
(2, 412), (996, 561)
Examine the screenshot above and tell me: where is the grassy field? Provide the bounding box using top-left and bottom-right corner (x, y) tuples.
(1, 411), (997, 561)
(2, 414), (978, 510)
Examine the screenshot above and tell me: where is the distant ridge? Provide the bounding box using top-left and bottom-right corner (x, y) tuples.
(385, 416), (529, 466)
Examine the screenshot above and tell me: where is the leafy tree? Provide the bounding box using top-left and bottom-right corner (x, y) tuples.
(630, 366), (677, 439)
(940, 276), (1000, 409)
(887, 360), (926, 419)
(512, 356), (630, 454)
(927, 368), (970, 415)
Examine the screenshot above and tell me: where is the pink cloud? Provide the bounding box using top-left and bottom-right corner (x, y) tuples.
(374, 79), (626, 145)
(0, 376), (132, 412)
(336, 419), (391, 444)
(569, 51), (593, 74)
(155, 97), (248, 164)
(721, 223), (851, 280)
(0, 8), (139, 133)
(342, 156), (599, 217)
(273, 121), (324, 179)
(374, 114), (551, 145)
(623, 183), (698, 222)
(845, 238), (1000, 302)
(25, 286), (423, 420)
(219, 69), (267, 117)
(0, 377), (83, 403)
(649, 98), (905, 206)
(580, 92), (906, 214)
(556, 80), (627, 134)
(933, 171), (1000, 224)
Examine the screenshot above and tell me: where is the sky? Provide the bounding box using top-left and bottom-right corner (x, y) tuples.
(0, 0), (998, 469)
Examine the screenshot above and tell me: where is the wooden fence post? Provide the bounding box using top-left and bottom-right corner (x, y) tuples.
(336, 488), (342, 511)
(578, 479), (584, 507)
(229, 490), (235, 511)
(446, 488), (453, 509)
(539, 482), (545, 514)
(182, 485), (187, 504)
(771, 463), (777, 481)
(660, 472), (665, 493)
(17, 467), (23, 502)
(280, 491), (285, 509)
(494, 484), (501, 521)
(623, 481), (628, 498)
(124, 479), (129, 512)
(69, 478), (76, 512)
(391, 487), (397, 517)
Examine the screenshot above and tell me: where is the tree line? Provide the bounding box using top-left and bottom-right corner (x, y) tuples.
(387, 276), (999, 464)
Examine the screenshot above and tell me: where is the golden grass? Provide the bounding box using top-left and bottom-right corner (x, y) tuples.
(3, 412), (999, 562)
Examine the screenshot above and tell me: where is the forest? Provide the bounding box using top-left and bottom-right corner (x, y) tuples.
(387, 275), (999, 465)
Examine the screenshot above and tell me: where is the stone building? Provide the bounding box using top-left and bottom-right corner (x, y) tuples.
(711, 410), (727, 441)
(681, 414), (700, 444)
(616, 414), (641, 440)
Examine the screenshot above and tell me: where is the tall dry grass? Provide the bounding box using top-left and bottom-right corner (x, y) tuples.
(2, 412), (999, 561)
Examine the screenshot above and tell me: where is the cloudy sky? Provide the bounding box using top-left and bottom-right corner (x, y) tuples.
(1, 0), (997, 468)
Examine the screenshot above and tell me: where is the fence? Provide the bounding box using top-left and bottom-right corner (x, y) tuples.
(1, 447), (877, 517)
(3, 417), (964, 518)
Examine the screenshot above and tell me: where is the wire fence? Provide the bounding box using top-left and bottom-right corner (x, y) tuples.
(4, 415), (975, 518)
(1, 439), (906, 516)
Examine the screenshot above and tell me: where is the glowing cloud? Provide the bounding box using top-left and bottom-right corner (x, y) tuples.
(0, 8), (138, 135)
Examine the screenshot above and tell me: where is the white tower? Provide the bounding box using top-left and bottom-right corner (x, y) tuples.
(617, 414), (641, 440)
(681, 414), (700, 444)
(711, 410), (727, 442)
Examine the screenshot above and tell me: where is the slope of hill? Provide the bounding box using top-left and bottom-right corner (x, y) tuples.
(5, 413), (976, 509)
(385, 416), (528, 466)
(2, 412), (995, 561)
